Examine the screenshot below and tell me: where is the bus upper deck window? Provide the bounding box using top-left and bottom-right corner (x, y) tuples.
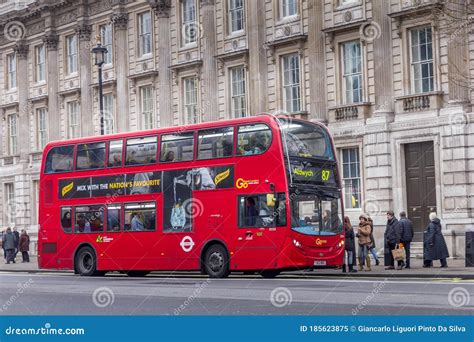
(237, 124), (272, 156)
(76, 142), (106, 170)
(108, 140), (123, 167)
(125, 136), (157, 166)
(160, 132), (194, 162)
(44, 145), (74, 173)
(197, 127), (233, 159)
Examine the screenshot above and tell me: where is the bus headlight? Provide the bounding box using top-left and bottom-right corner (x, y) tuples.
(337, 240), (345, 248)
(293, 239), (302, 248)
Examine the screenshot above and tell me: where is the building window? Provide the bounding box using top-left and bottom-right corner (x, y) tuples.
(183, 77), (199, 124)
(7, 114), (18, 155)
(66, 35), (78, 75)
(410, 26), (433, 94)
(36, 108), (48, 150)
(228, 0), (244, 34)
(4, 183), (15, 225)
(35, 45), (46, 82)
(100, 24), (113, 65)
(181, 0), (197, 46)
(67, 101), (80, 139)
(138, 12), (152, 57)
(341, 148), (361, 209)
(280, 0), (297, 18)
(282, 53), (301, 113)
(6, 53), (17, 89)
(342, 41), (362, 104)
(230, 65), (247, 118)
(103, 94), (115, 134)
(140, 86), (154, 130)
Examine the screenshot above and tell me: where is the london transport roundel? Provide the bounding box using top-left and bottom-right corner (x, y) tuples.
(180, 236), (195, 253)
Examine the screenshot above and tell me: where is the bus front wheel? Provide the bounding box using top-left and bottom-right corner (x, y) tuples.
(204, 244), (230, 278)
(75, 246), (103, 276)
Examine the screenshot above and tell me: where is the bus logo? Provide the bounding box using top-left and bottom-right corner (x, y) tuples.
(315, 238), (327, 246)
(235, 178), (259, 189)
(61, 182), (74, 197)
(180, 236), (195, 252)
(214, 169), (230, 186)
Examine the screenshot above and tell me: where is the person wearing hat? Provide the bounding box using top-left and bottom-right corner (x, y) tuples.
(423, 212), (449, 268)
(356, 213), (372, 271)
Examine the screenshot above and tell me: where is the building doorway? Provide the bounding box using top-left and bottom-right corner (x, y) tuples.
(404, 141), (437, 242)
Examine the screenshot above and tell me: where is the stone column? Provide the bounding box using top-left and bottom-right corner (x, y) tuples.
(14, 42), (29, 162)
(149, 0), (172, 128)
(200, 0), (218, 122)
(43, 33), (60, 141)
(76, 23), (93, 137)
(247, 0), (268, 115)
(308, 0), (326, 121)
(111, 11), (130, 132)
(371, 0), (394, 118)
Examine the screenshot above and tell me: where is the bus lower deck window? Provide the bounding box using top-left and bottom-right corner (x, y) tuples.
(74, 206), (104, 233)
(124, 203), (156, 231)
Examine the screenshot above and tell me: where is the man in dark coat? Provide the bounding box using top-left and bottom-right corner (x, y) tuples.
(2, 227), (16, 264)
(399, 211), (414, 268)
(423, 212), (449, 267)
(13, 227), (20, 260)
(343, 216), (357, 273)
(384, 210), (403, 270)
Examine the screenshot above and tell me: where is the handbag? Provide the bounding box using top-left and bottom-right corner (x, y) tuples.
(391, 243), (406, 261)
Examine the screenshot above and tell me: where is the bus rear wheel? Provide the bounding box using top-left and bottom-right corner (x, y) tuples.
(204, 244), (230, 278)
(127, 271), (150, 277)
(260, 270), (280, 278)
(75, 246), (103, 276)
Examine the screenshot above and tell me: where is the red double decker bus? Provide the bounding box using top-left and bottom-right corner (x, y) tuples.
(38, 115), (344, 278)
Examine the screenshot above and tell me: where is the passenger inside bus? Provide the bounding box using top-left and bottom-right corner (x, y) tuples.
(61, 211), (72, 232)
(76, 215), (91, 233)
(163, 150), (175, 162)
(131, 212), (145, 231)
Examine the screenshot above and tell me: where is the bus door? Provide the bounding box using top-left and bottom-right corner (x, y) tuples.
(233, 193), (286, 270)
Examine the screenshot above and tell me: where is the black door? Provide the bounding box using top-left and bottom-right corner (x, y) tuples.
(404, 141), (436, 242)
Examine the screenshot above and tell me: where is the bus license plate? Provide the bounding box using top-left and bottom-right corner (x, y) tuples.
(314, 260), (326, 266)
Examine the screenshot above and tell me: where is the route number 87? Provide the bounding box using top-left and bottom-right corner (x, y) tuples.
(321, 169), (331, 181)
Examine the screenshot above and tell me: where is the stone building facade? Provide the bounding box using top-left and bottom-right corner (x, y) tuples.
(0, 0), (472, 257)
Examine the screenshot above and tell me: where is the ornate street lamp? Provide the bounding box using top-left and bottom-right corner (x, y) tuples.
(91, 40), (108, 135)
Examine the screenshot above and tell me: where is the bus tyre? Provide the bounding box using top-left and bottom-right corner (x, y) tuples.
(204, 244), (230, 278)
(75, 246), (102, 276)
(260, 270), (280, 278)
(127, 271), (150, 277)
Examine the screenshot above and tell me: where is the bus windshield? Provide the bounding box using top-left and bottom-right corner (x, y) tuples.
(290, 193), (343, 236)
(279, 119), (334, 160)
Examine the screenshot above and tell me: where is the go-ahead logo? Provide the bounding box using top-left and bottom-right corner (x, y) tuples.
(235, 178), (259, 189)
(180, 236), (195, 252)
(315, 238), (327, 246)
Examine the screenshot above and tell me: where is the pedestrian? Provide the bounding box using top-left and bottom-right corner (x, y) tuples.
(399, 211), (414, 269)
(367, 217), (380, 266)
(19, 229), (30, 263)
(1, 229), (5, 261)
(2, 227), (16, 264)
(356, 214), (372, 271)
(13, 227), (20, 261)
(343, 216), (357, 273)
(423, 212), (449, 268)
(385, 210), (403, 270)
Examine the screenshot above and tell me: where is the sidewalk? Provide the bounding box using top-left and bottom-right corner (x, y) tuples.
(0, 256), (472, 279)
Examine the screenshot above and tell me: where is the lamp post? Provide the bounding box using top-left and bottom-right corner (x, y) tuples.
(92, 41), (108, 135)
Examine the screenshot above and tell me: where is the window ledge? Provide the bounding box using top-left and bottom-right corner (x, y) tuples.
(1, 155), (20, 166)
(328, 102), (372, 122)
(394, 91), (444, 113)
